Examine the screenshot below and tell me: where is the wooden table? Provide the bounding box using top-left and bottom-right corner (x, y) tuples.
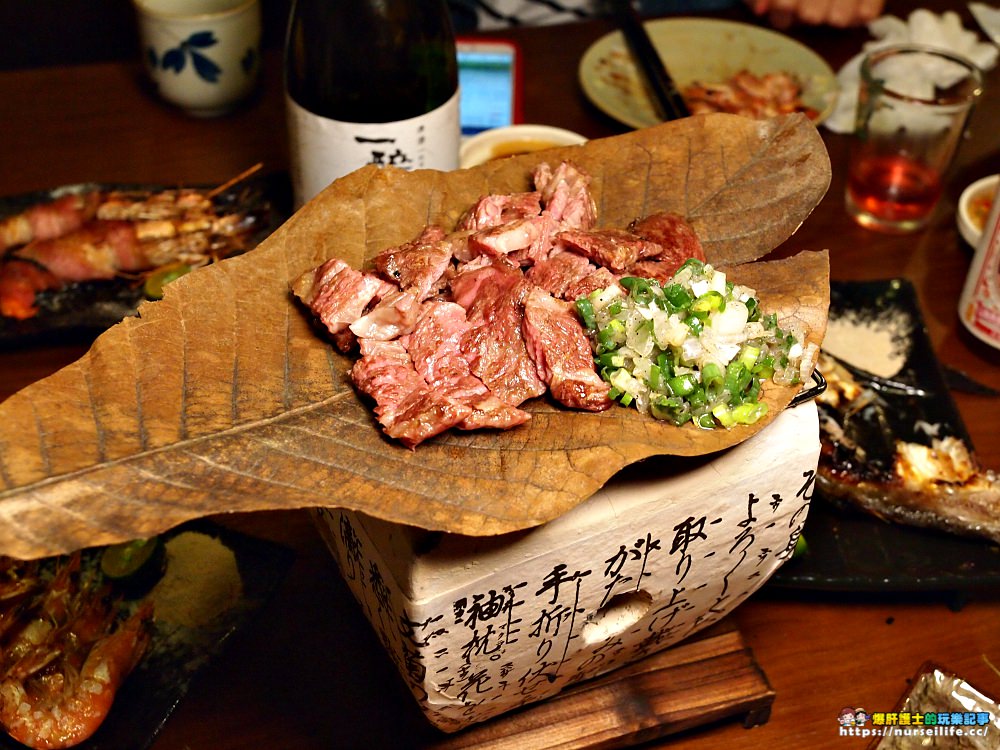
(1, 2), (998, 748)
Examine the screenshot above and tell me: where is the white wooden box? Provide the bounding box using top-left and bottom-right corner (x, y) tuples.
(314, 402), (818, 732)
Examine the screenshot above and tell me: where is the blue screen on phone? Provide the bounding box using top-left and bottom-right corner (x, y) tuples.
(458, 48), (515, 135)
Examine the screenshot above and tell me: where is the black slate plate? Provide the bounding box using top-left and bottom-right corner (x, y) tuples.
(0, 172), (291, 348)
(769, 279), (1000, 594)
(0, 520), (294, 750)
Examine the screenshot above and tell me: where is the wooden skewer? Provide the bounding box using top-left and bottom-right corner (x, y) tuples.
(207, 162), (264, 199)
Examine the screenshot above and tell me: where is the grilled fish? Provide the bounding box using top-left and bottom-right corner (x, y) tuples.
(816, 352), (1000, 544)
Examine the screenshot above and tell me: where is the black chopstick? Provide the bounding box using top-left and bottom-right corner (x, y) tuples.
(605, 0), (690, 122)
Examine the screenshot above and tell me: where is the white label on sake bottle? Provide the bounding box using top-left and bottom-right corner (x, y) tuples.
(959, 182), (1000, 350)
(286, 89), (460, 207)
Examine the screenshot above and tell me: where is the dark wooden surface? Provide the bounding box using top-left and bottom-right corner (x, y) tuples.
(1, 2), (998, 749)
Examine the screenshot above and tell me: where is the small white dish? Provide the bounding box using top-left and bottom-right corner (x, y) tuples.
(957, 173), (998, 247)
(460, 124), (587, 168)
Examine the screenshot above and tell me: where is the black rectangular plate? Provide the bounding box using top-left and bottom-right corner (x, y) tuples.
(769, 279), (1000, 593)
(0, 520), (294, 750)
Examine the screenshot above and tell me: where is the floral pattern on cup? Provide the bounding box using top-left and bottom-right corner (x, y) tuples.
(147, 31), (256, 85)
(132, 0), (261, 116)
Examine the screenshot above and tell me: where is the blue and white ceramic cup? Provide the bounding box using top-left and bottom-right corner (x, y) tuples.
(133, 0), (261, 117)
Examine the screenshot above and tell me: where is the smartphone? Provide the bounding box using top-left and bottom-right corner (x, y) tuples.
(457, 38), (523, 136)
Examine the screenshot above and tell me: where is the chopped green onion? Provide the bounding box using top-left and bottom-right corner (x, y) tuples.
(677, 257), (705, 274)
(732, 401), (768, 424)
(692, 290), (725, 314)
(738, 345), (761, 371)
(597, 351), (623, 369)
(575, 297), (597, 330)
(663, 283), (693, 310)
(579, 262), (808, 430)
(687, 386), (707, 409)
(648, 364), (662, 390)
(702, 362), (723, 396)
(667, 373), (698, 396)
(695, 412), (716, 429)
(712, 403), (736, 428)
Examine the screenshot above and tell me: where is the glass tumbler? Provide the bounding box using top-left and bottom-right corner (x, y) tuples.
(845, 44), (983, 234)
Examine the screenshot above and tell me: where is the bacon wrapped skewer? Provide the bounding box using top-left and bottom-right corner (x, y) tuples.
(0, 184), (267, 321)
(0, 193), (100, 253)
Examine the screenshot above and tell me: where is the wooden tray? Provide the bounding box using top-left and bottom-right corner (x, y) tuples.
(429, 618), (774, 750)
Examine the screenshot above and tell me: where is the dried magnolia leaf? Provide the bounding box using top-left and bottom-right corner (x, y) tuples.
(0, 113), (830, 559)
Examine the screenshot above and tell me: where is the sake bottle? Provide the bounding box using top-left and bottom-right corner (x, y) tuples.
(284, 0), (461, 207)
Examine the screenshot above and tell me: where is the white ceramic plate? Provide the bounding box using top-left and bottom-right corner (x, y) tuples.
(579, 17), (839, 129)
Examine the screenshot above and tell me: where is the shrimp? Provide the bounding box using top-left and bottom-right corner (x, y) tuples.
(0, 554), (80, 674)
(0, 557), (41, 603)
(0, 554), (154, 749)
(0, 603), (153, 749)
(0, 558), (43, 642)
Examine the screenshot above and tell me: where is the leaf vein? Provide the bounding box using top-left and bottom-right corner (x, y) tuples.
(0, 392), (355, 500)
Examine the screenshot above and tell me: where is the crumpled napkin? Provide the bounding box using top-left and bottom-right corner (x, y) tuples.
(824, 8), (999, 134)
(970, 3), (1000, 45)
